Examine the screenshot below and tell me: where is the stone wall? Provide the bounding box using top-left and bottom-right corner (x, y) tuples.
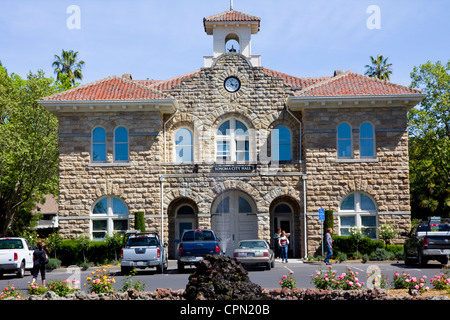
(54, 53), (412, 259)
(303, 105), (411, 255)
(57, 111), (163, 238)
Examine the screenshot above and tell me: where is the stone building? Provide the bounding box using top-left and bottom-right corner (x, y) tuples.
(40, 9), (424, 258)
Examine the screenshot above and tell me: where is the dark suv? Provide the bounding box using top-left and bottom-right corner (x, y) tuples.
(404, 218), (450, 266)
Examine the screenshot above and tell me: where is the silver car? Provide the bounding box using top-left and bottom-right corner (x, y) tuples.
(233, 239), (275, 270)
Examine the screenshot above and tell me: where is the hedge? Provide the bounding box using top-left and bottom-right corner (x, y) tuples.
(332, 235), (385, 258)
(51, 240), (118, 266)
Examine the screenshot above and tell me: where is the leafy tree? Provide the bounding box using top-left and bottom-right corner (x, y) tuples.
(52, 49), (85, 87)
(364, 54), (393, 81)
(408, 60), (450, 219)
(0, 66), (59, 237)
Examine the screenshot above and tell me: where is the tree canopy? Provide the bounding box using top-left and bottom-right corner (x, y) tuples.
(408, 60), (450, 219)
(0, 66), (60, 236)
(52, 49), (85, 87)
(364, 54), (393, 81)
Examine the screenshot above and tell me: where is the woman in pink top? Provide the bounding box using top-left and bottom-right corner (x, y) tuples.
(278, 231), (289, 263)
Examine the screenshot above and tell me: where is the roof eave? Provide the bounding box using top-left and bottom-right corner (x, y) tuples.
(286, 93), (427, 110)
(203, 20), (260, 35)
(40, 98), (179, 114)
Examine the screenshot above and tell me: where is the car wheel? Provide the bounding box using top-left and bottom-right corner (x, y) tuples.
(177, 262), (184, 273)
(418, 253), (427, 267)
(121, 266), (132, 275)
(403, 252), (413, 266)
(16, 261), (25, 278)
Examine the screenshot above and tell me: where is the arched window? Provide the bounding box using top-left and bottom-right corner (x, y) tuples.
(175, 128), (193, 163)
(92, 127), (106, 162)
(114, 126), (129, 162)
(216, 119), (249, 162)
(225, 33), (240, 53)
(360, 122), (375, 158)
(92, 196), (129, 240)
(272, 126), (292, 161)
(339, 192), (377, 239)
(337, 123), (352, 158)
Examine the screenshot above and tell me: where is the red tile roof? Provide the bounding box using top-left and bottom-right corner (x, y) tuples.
(203, 10), (261, 34)
(42, 68), (423, 103)
(296, 71), (423, 97)
(142, 70), (202, 92)
(262, 68), (330, 90)
(204, 10), (261, 23)
(42, 75), (171, 101)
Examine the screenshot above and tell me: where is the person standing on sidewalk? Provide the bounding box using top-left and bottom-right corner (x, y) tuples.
(278, 230), (289, 263)
(324, 228), (333, 265)
(273, 227), (281, 260)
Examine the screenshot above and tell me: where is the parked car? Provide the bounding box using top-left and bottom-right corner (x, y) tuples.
(177, 229), (222, 272)
(120, 230), (168, 275)
(404, 217), (450, 266)
(233, 239), (275, 270)
(0, 237), (34, 278)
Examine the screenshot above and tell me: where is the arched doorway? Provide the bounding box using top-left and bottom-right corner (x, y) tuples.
(211, 190), (257, 256)
(272, 203), (294, 257)
(270, 196), (302, 258)
(168, 198), (198, 259)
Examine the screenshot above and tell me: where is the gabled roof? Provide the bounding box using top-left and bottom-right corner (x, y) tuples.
(42, 75), (171, 102)
(295, 71), (423, 97)
(203, 10), (261, 34)
(204, 10), (261, 23)
(143, 70), (202, 92)
(262, 68), (331, 90)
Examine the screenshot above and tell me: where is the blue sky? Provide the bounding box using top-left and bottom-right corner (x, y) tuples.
(0, 0), (448, 87)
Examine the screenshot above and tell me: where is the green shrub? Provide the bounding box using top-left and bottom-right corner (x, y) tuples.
(135, 211), (145, 232)
(369, 248), (395, 261)
(46, 258), (61, 270)
(332, 235), (384, 257)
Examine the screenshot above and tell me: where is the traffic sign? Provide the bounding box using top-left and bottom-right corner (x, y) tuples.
(318, 209), (325, 221)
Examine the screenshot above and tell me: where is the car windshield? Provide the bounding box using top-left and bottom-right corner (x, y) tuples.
(238, 241), (267, 249)
(127, 237), (159, 247)
(418, 224), (450, 232)
(182, 230), (215, 241)
(0, 239), (23, 249)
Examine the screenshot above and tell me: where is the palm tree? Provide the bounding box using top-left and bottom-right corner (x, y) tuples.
(364, 54), (393, 81)
(52, 49), (85, 87)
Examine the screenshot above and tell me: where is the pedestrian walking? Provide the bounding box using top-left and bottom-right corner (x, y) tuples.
(273, 227), (281, 259)
(324, 228), (333, 265)
(31, 241), (48, 286)
(278, 230), (289, 263)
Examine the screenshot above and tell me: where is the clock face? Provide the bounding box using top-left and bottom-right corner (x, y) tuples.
(224, 77), (240, 93)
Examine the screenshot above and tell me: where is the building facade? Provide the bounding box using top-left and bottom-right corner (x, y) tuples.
(40, 9), (424, 258)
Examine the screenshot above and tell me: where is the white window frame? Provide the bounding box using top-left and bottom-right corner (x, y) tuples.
(91, 196), (129, 240)
(92, 126), (107, 163)
(174, 127), (194, 163)
(359, 122), (376, 159)
(338, 192), (378, 239)
(337, 122), (353, 159)
(272, 126), (292, 161)
(216, 118), (250, 163)
(114, 126), (129, 162)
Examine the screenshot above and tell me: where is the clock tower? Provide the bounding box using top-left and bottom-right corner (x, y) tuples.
(203, 8), (261, 67)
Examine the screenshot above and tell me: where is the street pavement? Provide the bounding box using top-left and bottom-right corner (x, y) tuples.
(0, 259), (446, 295)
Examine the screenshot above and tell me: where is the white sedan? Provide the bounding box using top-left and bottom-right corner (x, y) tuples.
(233, 240), (275, 270)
